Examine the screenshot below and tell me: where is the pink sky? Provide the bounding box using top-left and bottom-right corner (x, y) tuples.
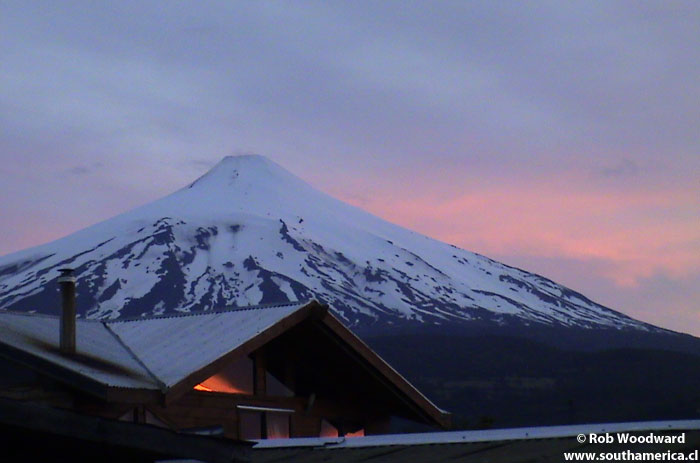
(1, 2), (698, 335)
(0, 158), (698, 336)
(318, 167), (699, 336)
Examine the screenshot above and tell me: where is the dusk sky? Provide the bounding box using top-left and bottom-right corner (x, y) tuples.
(1, 2), (698, 335)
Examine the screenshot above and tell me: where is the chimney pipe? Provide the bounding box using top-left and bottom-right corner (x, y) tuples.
(58, 268), (76, 355)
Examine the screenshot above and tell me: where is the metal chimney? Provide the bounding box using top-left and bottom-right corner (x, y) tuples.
(58, 268), (76, 355)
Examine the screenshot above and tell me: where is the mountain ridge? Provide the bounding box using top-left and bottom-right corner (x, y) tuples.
(0, 155), (667, 333)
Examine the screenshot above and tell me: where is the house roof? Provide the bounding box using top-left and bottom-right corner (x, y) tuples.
(0, 301), (309, 393)
(0, 311), (155, 389)
(0, 301), (450, 427)
(106, 302), (305, 389)
(254, 418), (700, 448)
(251, 419), (700, 463)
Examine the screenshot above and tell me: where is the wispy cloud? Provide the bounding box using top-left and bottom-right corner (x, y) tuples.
(596, 158), (640, 178)
(65, 162), (104, 176)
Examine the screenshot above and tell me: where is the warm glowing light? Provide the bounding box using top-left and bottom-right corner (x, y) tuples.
(194, 373), (247, 393)
(320, 419), (339, 438)
(193, 356), (255, 393)
(266, 413), (291, 439)
(346, 429), (365, 437)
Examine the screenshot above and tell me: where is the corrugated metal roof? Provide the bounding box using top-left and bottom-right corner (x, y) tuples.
(251, 420), (700, 463)
(254, 419), (700, 448)
(105, 302), (307, 388)
(0, 302), (309, 391)
(0, 312), (154, 388)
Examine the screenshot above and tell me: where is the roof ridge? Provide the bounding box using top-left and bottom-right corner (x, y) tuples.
(103, 299), (313, 324)
(103, 322), (167, 391)
(0, 310), (58, 319)
(0, 300), (314, 324)
(0, 309), (105, 323)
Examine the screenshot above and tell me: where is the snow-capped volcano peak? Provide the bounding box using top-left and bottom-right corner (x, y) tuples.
(135, 154), (315, 218)
(134, 154), (366, 228)
(187, 154), (309, 195)
(0, 156), (655, 331)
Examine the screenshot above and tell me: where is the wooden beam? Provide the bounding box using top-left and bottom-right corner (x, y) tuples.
(105, 386), (162, 405)
(284, 348), (297, 392)
(316, 313), (452, 429)
(254, 348), (266, 396)
(171, 390), (376, 424)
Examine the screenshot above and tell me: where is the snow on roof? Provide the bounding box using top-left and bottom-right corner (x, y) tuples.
(0, 301), (309, 391)
(253, 419), (700, 449)
(105, 302), (307, 388)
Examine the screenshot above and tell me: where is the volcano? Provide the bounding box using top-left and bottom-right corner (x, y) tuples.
(0, 155), (657, 331)
(2, 155), (699, 428)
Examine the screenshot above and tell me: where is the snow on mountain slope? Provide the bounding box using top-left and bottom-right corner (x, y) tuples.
(0, 155), (654, 330)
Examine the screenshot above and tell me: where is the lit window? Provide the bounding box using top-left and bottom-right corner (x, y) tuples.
(194, 355), (254, 394)
(238, 405), (293, 440)
(320, 419), (338, 438)
(346, 428), (365, 437)
(266, 412), (290, 439)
